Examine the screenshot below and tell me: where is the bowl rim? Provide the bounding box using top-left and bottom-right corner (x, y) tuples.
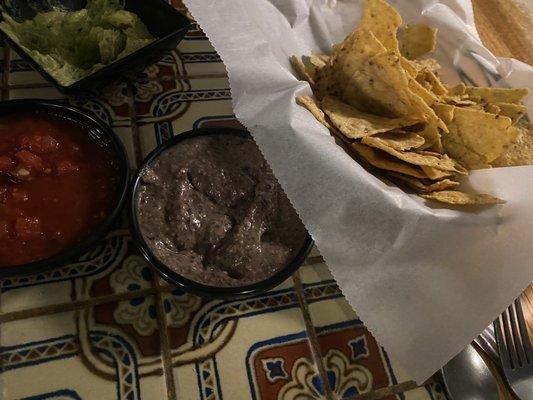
(129, 127), (314, 299)
(0, 99), (130, 278)
(0, 0), (191, 93)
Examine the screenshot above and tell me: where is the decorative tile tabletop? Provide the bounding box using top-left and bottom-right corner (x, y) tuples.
(0, 3), (448, 400)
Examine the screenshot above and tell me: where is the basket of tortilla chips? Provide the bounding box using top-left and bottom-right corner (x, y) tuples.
(290, 0), (530, 206)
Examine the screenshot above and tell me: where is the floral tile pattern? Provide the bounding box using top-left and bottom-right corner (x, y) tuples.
(299, 262), (446, 399)
(0, 3), (448, 400)
(137, 95), (238, 158)
(0, 297), (166, 400)
(168, 279), (325, 400)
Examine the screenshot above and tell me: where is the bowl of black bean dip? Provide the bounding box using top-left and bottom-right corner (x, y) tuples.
(130, 127), (313, 298)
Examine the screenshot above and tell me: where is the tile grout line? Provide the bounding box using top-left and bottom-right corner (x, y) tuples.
(345, 381), (418, 400)
(7, 82), (55, 90)
(293, 270), (420, 400)
(0, 283), (181, 322)
(5, 73), (229, 91)
(293, 270), (336, 400)
(301, 255), (324, 266)
(0, 288), (156, 323)
(153, 279), (178, 400)
(126, 72), (177, 398)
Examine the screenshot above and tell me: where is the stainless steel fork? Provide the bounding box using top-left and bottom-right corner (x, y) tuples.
(494, 298), (533, 399)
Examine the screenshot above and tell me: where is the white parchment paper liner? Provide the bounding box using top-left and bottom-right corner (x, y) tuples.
(184, 0), (533, 382)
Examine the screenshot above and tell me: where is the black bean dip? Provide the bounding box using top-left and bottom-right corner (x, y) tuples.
(136, 134), (308, 287)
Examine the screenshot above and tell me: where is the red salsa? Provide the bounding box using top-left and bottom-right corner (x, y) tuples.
(0, 112), (117, 267)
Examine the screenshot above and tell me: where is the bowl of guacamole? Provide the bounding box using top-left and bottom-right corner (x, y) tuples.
(0, 0), (190, 92)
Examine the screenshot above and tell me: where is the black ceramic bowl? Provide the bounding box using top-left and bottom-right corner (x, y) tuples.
(130, 127), (313, 299)
(0, 0), (191, 94)
(0, 99), (129, 278)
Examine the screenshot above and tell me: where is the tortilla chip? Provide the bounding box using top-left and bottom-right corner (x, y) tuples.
(442, 95), (478, 106)
(290, 55), (315, 84)
(332, 29), (386, 107)
(338, 34), (445, 128)
(341, 51), (422, 118)
(352, 142), (428, 178)
(465, 95), (482, 103)
(464, 86), (529, 104)
(388, 172), (459, 192)
(440, 136), (491, 169)
(413, 58), (440, 73)
(333, 25), (385, 78)
(418, 179), (460, 192)
(313, 63), (337, 100)
(310, 53), (329, 68)
(417, 70), (447, 95)
(421, 165), (456, 180)
(485, 104), (501, 114)
(442, 107), (519, 168)
(418, 116), (443, 152)
(359, 0), (402, 52)
(492, 125), (533, 167)
(362, 135), (463, 172)
(401, 57), (418, 77)
(446, 83), (466, 96)
(398, 24), (437, 60)
(492, 102), (527, 124)
(322, 96), (418, 138)
(422, 190), (505, 205)
(409, 77), (439, 105)
(433, 103), (455, 125)
(417, 150), (467, 173)
(419, 80), (433, 92)
(361, 131), (425, 151)
(333, 30), (387, 102)
(296, 95), (337, 132)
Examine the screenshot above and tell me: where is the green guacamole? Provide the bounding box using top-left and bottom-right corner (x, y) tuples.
(0, 0), (155, 85)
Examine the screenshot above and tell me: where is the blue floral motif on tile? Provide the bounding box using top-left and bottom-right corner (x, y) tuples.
(110, 256), (153, 293)
(100, 64), (164, 107)
(275, 349), (371, 399)
(110, 259), (201, 335)
(348, 334), (370, 361)
(193, 281), (339, 400)
(261, 357), (288, 383)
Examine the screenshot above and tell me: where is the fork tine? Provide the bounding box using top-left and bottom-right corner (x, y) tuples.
(495, 317), (511, 369)
(475, 330), (499, 363)
(509, 301), (527, 367)
(502, 307), (520, 369)
(514, 298), (533, 364)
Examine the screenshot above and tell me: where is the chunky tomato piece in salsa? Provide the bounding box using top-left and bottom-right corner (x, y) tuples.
(0, 113), (117, 266)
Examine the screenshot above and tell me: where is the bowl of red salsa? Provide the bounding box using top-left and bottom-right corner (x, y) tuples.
(0, 99), (129, 277)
